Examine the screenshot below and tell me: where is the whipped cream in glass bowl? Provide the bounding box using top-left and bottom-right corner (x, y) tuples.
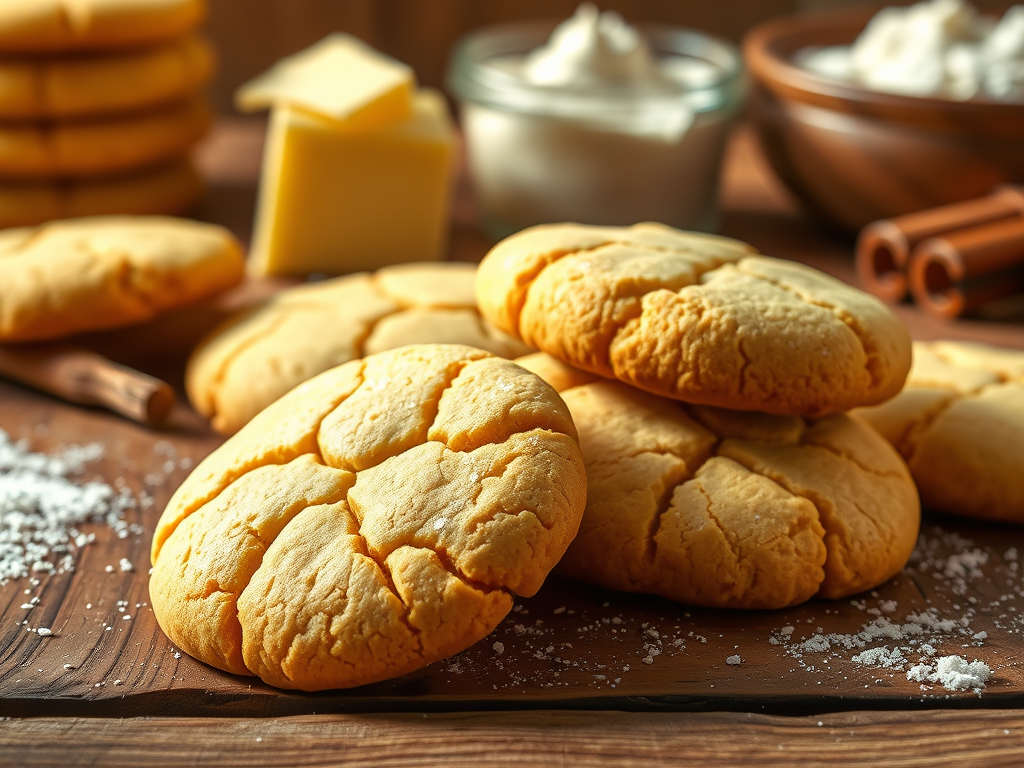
(448, 4), (745, 239)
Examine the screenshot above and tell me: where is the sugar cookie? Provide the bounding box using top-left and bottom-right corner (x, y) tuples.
(856, 340), (1024, 523)
(151, 344), (587, 690)
(0, 158), (201, 229)
(518, 352), (920, 608)
(187, 263), (532, 436)
(0, 96), (209, 178)
(478, 222), (912, 415)
(0, 35), (214, 119)
(0, 215), (243, 342)
(0, 0), (206, 53)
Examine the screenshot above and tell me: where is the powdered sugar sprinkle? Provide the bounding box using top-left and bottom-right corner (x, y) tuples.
(0, 430), (137, 583)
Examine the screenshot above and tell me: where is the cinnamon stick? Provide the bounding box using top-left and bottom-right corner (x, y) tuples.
(0, 343), (175, 425)
(857, 185), (1024, 303)
(908, 217), (1024, 318)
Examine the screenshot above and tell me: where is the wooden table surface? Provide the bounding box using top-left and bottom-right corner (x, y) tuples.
(2, 120), (1024, 767)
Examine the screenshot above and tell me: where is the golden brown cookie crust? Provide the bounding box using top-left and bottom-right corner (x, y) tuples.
(0, 159), (202, 230)
(0, 0), (206, 53)
(517, 352), (920, 609)
(0, 215), (243, 342)
(0, 35), (214, 119)
(0, 96), (210, 179)
(187, 263), (533, 436)
(480, 223), (911, 415)
(856, 341), (1024, 522)
(152, 345), (587, 691)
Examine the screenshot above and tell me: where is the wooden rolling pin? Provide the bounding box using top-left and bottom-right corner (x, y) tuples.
(0, 343), (175, 425)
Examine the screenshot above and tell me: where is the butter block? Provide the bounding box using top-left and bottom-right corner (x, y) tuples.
(236, 33), (414, 130)
(249, 89), (454, 277)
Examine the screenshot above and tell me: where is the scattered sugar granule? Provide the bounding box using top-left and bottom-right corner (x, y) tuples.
(906, 655), (991, 691)
(942, 550), (990, 579)
(852, 646), (906, 670)
(119, 558), (133, 572)
(726, 655), (742, 666)
(0, 430), (137, 583)
(492, 641), (504, 655)
(800, 635), (831, 653)
(35, 627), (52, 636)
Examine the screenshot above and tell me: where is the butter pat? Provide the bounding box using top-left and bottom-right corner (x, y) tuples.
(236, 33), (414, 130)
(249, 90), (454, 277)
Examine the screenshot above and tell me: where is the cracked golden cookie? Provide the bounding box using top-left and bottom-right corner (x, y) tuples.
(151, 344), (587, 691)
(0, 96), (210, 179)
(517, 352), (919, 609)
(0, 0), (206, 53)
(187, 262), (533, 436)
(0, 215), (243, 342)
(856, 341), (1024, 523)
(0, 158), (202, 229)
(478, 222), (911, 416)
(0, 35), (214, 120)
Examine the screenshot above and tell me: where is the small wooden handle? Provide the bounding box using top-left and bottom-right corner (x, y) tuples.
(0, 343), (175, 425)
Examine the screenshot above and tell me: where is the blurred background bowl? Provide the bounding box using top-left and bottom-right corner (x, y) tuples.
(744, 8), (1024, 232)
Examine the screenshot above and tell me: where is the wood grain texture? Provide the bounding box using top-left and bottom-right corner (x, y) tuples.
(1, 119), (1023, 733)
(3, 346), (1024, 716)
(4, 710), (1024, 767)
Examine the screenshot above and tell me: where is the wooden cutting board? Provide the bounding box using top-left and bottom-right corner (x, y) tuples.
(3, 375), (1024, 718)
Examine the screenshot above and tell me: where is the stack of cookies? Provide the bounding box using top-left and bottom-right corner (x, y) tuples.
(480, 222), (923, 610)
(0, 0), (214, 229)
(146, 221), (925, 691)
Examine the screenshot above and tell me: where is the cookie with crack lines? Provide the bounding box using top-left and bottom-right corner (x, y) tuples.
(0, 0), (206, 52)
(0, 215), (243, 342)
(187, 262), (532, 436)
(856, 340), (1024, 523)
(518, 352), (920, 609)
(0, 34), (214, 120)
(151, 344), (587, 690)
(478, 222), (911, 416)
(0, 96), (209, 179)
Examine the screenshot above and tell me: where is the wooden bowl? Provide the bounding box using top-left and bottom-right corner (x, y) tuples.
(743, 9), (1024, 232)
